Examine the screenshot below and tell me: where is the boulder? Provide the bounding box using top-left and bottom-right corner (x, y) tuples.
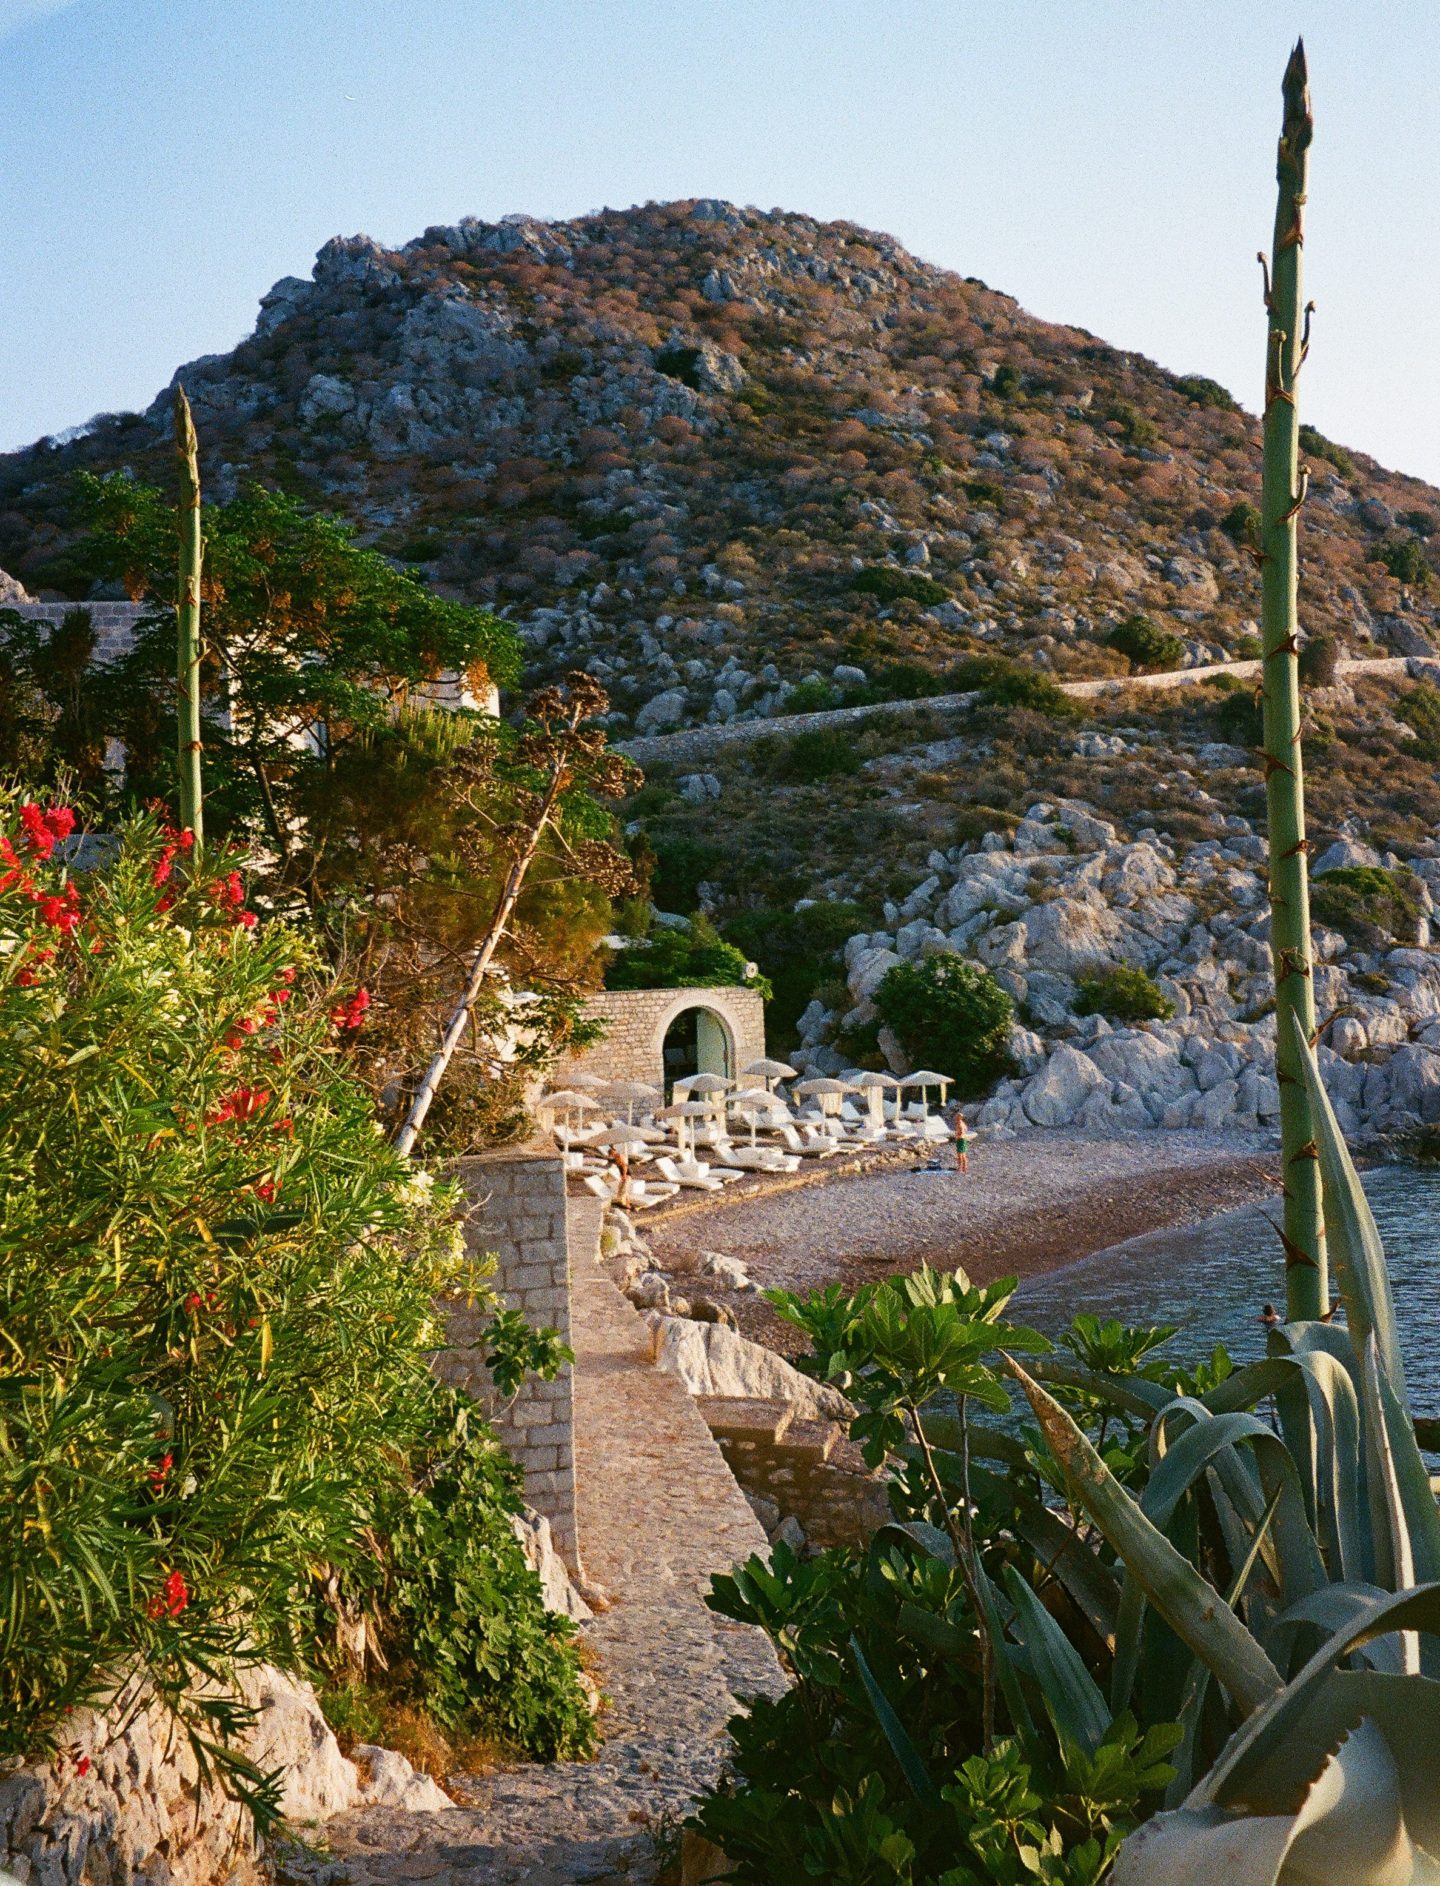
(509, 1507), (592, 1621)
(1020, 897), (1128, 975)
(848, 945), (902, 1000)
(350, 1747), (452, 1813)
(1019, 1044), (1108, 1127)
(645, 1313), (852, 1420)
(634, 687), (688, 733)
(1087, 1032), (1195, 1104)
(1312, 837), (1382, 876)
(0, 565), (33, 606)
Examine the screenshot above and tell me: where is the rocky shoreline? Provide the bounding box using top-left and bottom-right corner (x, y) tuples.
(644, 1128), (1281, 1358)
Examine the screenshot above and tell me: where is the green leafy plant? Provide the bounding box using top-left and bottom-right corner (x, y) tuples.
(722, 899), (872, 1046)
(606, 914), (771, 995)
(0, 797), (591, 1812)
(1105, 615), (1185, 675)
(769, 726), (864, 782)
(1219, 498), (1262, 546)
(955, 655), (1083, 721)
(875, 955), (1014, 1094)
(1297, 631), (1339, 687)
(1073, 965), (1176, 1024)
(1174, 375), (1239, 414)
(1298, 422), (1358, 482)
(1310, 863), (1424, 950)
(853, 565), (950, 608)
(1371, 533), (1432, 589)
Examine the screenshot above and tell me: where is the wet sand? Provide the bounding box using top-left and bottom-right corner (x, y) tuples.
(644, 1130), (1281, 1355)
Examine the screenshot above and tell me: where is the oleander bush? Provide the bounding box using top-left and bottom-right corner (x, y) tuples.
(0, 795), (593, 1816)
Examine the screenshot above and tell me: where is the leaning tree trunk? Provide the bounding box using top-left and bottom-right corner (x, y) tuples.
(1260, 41), (1327, 1320)
(173, 386), (205, 848)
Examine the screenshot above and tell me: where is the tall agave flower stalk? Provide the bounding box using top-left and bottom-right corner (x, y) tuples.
(173, 385), (205, 848)
(1259, 42), (1326, 1321)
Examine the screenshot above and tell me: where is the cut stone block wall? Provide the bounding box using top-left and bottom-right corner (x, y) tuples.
(436, 1146), (581, 1571)
(554, 983), (766, 1089)
(4, 600), (149, 665)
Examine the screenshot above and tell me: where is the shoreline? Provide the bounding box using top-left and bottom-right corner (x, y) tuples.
(643, 1130), (1284, 1356)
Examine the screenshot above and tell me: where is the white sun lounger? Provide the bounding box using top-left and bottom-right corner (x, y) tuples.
(653, 1155), (725, 1192)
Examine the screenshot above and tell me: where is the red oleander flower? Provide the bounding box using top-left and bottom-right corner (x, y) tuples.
(206, 1085), (270, 1126)
(329, 987), (370, 1032)
(148, 1452), (173, 1487)
(254, 1179), (278, 1204)
(184, 1292), (204, 1314)
(75, 1756), (90, 1778)
(19, 802), (74, 856)
(37, 886), (82, 936)
(144, 1570), (189, 1620)
(15, 945), (55, 988)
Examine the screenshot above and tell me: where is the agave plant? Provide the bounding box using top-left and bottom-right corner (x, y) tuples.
(979, 1028), (1440, 1881)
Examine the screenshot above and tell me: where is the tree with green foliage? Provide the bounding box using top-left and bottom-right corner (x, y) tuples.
(876, 955), (1013, 1094)
(606, 912), (771, 997)
(723, 899), (871, 1045)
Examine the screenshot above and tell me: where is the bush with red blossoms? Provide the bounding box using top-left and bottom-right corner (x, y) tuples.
(0, 794), (591, 1814)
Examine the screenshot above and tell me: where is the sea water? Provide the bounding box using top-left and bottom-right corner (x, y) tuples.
(1010, 1163), (1440, 1415)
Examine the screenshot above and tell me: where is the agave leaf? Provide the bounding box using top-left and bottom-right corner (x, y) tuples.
(974, 1562), (1042, 1755)
(1141, 1407), (1326, 1608)
(1268, 1582), (1404, 1676)
(1031, 1356), (1175, 1418)
(963, 1460), (1121, 1648)
(1292, 1020), (1405, 1390)
(848, 1633), (939, 1803)
(1004, 1355), (1282, 1718)
(1194, 1582), (1440, 1812)
(872, 1518), (955, 1565)
(1118, 1714), (1440, 1886)
(1001, 1564), (1110, 1754)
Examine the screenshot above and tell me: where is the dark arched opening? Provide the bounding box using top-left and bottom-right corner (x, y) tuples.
(661, 1005), (734, 1098)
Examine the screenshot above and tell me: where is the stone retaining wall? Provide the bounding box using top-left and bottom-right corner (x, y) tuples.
(3, 600), (150, 665)
(554, 983), (766, 1088)
(619, 653), (1433, 768)
(698, 1395), (891, 1550)
(436, 1147), (581, 1571)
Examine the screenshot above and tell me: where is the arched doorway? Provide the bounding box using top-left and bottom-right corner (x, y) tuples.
(661, 1004), (734, 1098)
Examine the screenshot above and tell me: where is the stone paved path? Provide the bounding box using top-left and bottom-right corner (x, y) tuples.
(325, 1235), (784, 1886)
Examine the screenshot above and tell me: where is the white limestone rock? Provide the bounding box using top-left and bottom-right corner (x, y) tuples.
(1019, 1044), (1108, 1127)
(351, 1747), (453, 1813)
(646, 1313), (852, 1420)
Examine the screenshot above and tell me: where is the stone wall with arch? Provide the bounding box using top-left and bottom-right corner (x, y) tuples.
(553, 984), (766, 1093)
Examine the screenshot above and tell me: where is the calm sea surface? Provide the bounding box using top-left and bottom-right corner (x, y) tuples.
(1010, 1164), (1440, 1416)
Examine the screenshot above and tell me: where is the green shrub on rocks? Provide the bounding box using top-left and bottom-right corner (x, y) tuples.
(723, 900), (871, 1046)
(875, 955), (1014, 1093)
(853, 564), (950, 608)
(1073, 964), (1176, 1023)
(1105, 613), (1185, 674)
(606, 916), (772, 996)
(1310, 863), (1424, 950)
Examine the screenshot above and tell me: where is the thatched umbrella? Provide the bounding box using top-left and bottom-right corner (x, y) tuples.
(794, 1075), (855, 1119)
(597, 1079), (663, 1124)
(851, 1069), (899, 1131)
(563, 1071), (607, 1090)
(726, 1086), (787, 1147)
(655, 1098), (714, 1160)
(536, 1088), (602, 1151)
(902, 1069), (953, 1112)
(742, 1056), (799, 1093)
(673, 1070), (733, 1119)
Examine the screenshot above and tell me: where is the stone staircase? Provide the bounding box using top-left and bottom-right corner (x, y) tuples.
(696, 1394), (891, 1550)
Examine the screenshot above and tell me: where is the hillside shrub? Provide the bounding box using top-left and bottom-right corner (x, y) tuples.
(0, 800), (592, 1807)
(1106, 613), (1185, 674)
(1371, 533), (1432, 589)
(1299, 423), (1358, 482)
(1219, 498), (1261, 545)
(875, 955), (1014, 1093)
(722, 899), (871, 1046)
(648, 833), (728, 912)
(1175, 373), (1239, 413)
(1073, 964), (1176, 1023)
(1298, 631), (1340, 687)
(771, 726), (863, 781)
(606, 917), (771, 996)
(955, 655), (1082, 722)
(1311, 864), (1425, 950)
(1396, 681), (1440, 757)
(853, 565), (950, 608)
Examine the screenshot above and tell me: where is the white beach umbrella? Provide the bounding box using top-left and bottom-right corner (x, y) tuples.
(593, 1122), (651, 1152)
(901, 1069), (953, 1111)
(597, 1079), (663, 1123)
(675, 1072), (733, 1094)
(563, 1071), (607, 1090)
(794, 1075), (855, 1118)
(726, 1087), (788, 1146)
(852, 1069), (899, 1127)
(536, 1088), (601, 1149)
(656, 1098), (714, 1158)
(743, 1056), (799, 1092)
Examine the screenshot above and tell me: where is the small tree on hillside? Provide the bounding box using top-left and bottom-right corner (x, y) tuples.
(395, 673), (639, 1156)
(875, 955), (1014, 1095)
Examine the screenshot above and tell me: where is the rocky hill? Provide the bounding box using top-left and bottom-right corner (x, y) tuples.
(4, 198), (1440, 747)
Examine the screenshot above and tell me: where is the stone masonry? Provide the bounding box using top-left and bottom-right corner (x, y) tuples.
(4, 599), (150, 665)
(434, 1146), (581, 1571)
(554, 983), (766, 1089)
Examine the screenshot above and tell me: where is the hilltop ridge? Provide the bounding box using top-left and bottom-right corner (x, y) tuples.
(2, 198), (1438, 742)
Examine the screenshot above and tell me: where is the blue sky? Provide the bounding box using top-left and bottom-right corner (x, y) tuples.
(4, 1), (1439, 483)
